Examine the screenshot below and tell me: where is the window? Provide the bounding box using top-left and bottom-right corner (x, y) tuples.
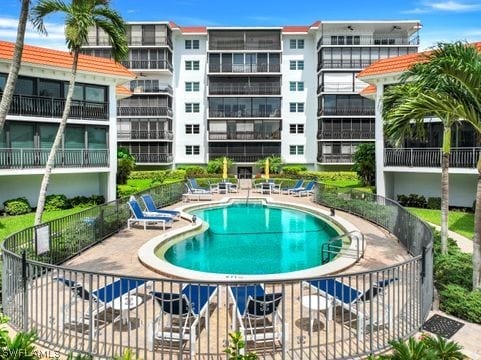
(289, 81), (304, 91)
(289, 145), (304, 155)
(185, 145), (200, 155)
(185, 124), (200, 134)
(289, 124), (304, 134)
(185, 39), (200, 49)
(289, 60), (304, 70)
(185, 60), (200, 70)
(185, 82), (200, 92)
(185, 103), (200, 113)
(289, 103), (304, 112)
(289, 39), (304, 49)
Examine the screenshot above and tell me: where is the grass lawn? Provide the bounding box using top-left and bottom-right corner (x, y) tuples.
(0, 208), (84, 241)
(407, 207), (474, 240)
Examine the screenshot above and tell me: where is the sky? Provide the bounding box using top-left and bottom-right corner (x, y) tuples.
(1, 0), (481, 50)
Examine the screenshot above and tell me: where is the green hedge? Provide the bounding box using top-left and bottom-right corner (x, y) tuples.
(3, 197), (31, 215)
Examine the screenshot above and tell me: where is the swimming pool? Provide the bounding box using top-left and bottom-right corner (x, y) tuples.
(159, 202), (341, 275)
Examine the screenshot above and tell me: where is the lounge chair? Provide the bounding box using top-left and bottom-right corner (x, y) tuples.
(229, 285), (285, 349)
(305, 278), (396, 339)
(140, 194), (181, 220)
(55, 277), (146, 334)
(184, 183), (213, 201)
(128, 199), (174, 230)
(148, 284), (218, 356)
(281, 180), (304, 194)
(187, 178), (210, 192)
(291, 181), (316, 197)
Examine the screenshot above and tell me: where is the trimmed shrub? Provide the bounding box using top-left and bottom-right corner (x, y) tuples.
(45, 194), (70, 211)
(178, 166), (206, 177)
(439, 285), (481, 323)
(3, 197), (31, 215)
(427, 197), (441, 210)
(434, 251), (473, 290)
(397, 193), (427, 208)
(282, 165), (307, 177)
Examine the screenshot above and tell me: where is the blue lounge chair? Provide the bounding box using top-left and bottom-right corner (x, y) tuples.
(229, 285), (284, 347)
(306, 278), (396, 339)
(140, 194), (181, 220)
(184, 183), (213, 201)
(128, 199), (173, 230)
(148, 284), (218, 355)
(292, 181), (316, 197)
(56, 277), (146, 333)
(281, 180), (304, 194)
(187, 178), (210, 192)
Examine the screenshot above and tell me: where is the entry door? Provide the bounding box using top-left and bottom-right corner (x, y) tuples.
(237, 166), (252, 179)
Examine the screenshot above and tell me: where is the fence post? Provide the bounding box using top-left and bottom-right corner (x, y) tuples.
(421, 246), (426, 281)
(21, 250), (28, 332)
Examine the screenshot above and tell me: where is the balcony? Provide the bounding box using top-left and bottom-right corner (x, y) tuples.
(132, 153), (173, 164)
(117, 130), (173, 141)
(318, 35), (419, 46)
(209, 153), (280, 162)
(120, 60), (173, 72)
(209, 40), (281, 51)
(209, 63), (281, 73)
(0, 148), (109, 169)
(131, 84), (173, 95)
(319, 107), (375, 116)
(209, 84), (281, 96)
(317, 154), (354, 164)
(318, 60), (374, 70)
(318, 82), (368, 93)
(128, 36), (173, 48)
(209, 109), (281, 118)
(117, 107), (172, 117)
(209, 130), (281, 141)
(384, 147), (481, 168)
(3, 93), (108, 120)
(317, 130), (374, 140)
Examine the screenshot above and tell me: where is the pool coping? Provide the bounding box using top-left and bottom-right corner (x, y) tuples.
(138, 196), (363, 281)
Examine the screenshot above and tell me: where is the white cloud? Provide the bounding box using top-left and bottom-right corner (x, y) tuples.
(403, 0), (481, 14)
(419, 27), (481, 49)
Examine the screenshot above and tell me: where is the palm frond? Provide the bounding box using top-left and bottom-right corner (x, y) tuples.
(30, 0), (70, 35)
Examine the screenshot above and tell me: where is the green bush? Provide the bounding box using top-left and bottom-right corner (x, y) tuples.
(178, 166), (206, 177)
(69, 195), (105, 208)
(3, 197), (31, 215)
(434, 252), (473, 290)
(282, 165), (307, 177)
(206, 157), (233, 174)
(397, 193), (427, 208)
(439, 285), (481, 323)
(427, 197), (442, 210)
(117, 157), (135, 185)
(45, 194), (70, 211)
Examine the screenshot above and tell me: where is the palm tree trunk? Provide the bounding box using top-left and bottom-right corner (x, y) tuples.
(0, 0), (30, 131)
(473, 154), (481, 290)
(440, 126), (451, 254)
(34, 51), (79, 226)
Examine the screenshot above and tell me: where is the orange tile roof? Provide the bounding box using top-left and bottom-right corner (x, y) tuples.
(282, 25), (310, 33)
(0, 41), (135, 79)
(358, 41), (481, 78)
(360, 84), (376, 96)
(180, 26), (207, 34)
(116, 85), (132, 96)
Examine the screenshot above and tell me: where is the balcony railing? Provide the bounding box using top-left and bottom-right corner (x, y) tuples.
(120, 60), (173, 71)
(132, 153), (173, 163)
(0, 148), (109, 169)
(209, 153), (280, 162)
(319, 107), (375, 116)
(128, 36), (173, 48)
(318, 35), (419, 46)
(131, 84), (173, 95)
(317, 154), (354, 163)
(209, 63), (281, 73)
(209, 84), (281, 95)
(4, 93), (108, 120)
(117, 130), (173, 140)
(209, 109), (281, 118)
(384, 147), (481, 168)
(209, 131), (281, 140)
(317, 130), (374, 140)
(117, 107), (172, 117)
(209, 40), (281, 51)
(318, 60), (374, 70)
(318, 82), (368, 93)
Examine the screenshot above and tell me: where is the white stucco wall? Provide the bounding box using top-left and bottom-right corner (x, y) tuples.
(387, 172), (476, 207)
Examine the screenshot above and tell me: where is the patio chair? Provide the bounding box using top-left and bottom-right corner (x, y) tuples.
(291, 181), (316, 197)
(281, 180), (304, 194)
(305, 278), (396, 339)
(187, 178), (210, 192)
(140, 194), (181, 220)
(147, 284), (218, 356)
(55, 277), (146, 334)
(229, 284), (285, 349)
(184, 183), (213, 201)
(128, 199), (174, 230)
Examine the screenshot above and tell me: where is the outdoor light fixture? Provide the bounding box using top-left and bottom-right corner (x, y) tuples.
(192, 215), (197, 224)
(330, 208), (335, 216)
(392, 25), (401, 30)
(347, 25), (354, 31)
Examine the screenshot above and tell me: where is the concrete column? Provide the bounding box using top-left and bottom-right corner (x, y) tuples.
(375, 83), (386, 197)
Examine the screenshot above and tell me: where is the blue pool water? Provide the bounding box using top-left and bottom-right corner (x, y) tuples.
(162, 203), (340, 275)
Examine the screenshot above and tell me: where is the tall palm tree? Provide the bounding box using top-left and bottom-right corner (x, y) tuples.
(383, 67), (465, 255)
(0, 0), (30, 131)
(31, 0), (128, 226)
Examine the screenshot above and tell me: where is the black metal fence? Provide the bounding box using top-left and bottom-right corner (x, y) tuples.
(1, 182), (433, 359)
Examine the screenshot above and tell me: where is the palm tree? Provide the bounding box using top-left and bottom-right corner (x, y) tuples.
(383, 69), (465, 255)
(30, 0), (128, 226)
(0, 0), (30, 131)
